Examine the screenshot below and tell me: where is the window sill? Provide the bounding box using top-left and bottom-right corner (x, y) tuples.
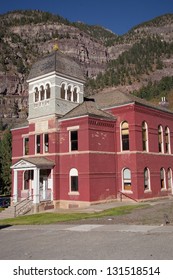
(144, 189), (152, 193)
(122, 190), (133, 193)
(161, 188), (167, 191)
(68, 192), (80, 196)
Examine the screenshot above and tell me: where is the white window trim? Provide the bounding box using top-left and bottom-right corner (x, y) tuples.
(165, 127), (171, 154)
(67, 126), (80, 153)
(167, 168), (172, 190)
(35, 134), (41, 154)
(69, 168), (79, 194)
(158, 125), (164, 153)
(120, 121), (129, 152)
(142, 121), (149, 152)
(43, 133), (49, 154)
(122, 168), (132, 193)
(144, 167), (151, 192)
(23, 136), (29, 156)
(160, 168), (166, 190)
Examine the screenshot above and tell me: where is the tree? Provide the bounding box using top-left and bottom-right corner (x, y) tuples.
(0, 130), (12, 194)
(0, 118), (3, 131)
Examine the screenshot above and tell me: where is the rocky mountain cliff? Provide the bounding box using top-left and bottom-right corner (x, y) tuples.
(1, 11), (173, 126)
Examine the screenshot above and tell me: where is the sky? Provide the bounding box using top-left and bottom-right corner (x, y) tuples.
(0, 0), (173, 35)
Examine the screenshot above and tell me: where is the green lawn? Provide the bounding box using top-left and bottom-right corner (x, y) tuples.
(0, 204), (148, 225)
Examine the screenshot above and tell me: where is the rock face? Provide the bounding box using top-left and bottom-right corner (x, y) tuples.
(9, 23), (109, 76)
(1, 11), (173, 126)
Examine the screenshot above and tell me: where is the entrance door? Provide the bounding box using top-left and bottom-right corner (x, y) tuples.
(42, 176), (48, 200)
(40, 176), (48, 201)
(39, 170), (51, 201)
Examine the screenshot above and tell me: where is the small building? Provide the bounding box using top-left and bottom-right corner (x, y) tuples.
(11, 50), (173, 211)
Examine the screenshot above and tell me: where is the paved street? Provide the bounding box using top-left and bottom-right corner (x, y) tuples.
(1, 224), (173, 260)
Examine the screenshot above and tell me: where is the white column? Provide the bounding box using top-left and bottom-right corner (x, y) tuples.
(43, 179), (46, 200)
(71, 88), (74, 102)
(13, 170), (18, 203)
(77, 92), (80, 103)
(51, 169), (53, 201)
(33, 168), (40, 204)
(65, 87), (67, 100)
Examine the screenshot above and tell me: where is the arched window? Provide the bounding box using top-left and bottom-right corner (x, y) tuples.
(40, 85), (45, 101)
(122, 168), (131, 191)
(167, 168), (172, 189)
(160, 168), (166, 189)
(165, 126), (171, 154)
(158, 125), (164, 153)
(67, 85), (72, 101)
(34, 87), (39, 102)
(46, 84), (51, 99)
(73, 87), (78, 103)
(61, 83), (66, 99)
(144, 167), (150, 191)
(142, 121), (148, 151)
(70, 168), (78, 192)
(121, 121), (129, 151)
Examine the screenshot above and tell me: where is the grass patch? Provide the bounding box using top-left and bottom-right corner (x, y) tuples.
(0, 208), (5, 212)
(0, 204), (148, 225)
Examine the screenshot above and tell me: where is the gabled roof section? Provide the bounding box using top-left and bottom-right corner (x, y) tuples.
(27, 51), (85, 82)
(11, 157), (55, 170)
(92, 89), (133, 108)
(62, 100), (115, 121)
(92, 88), (173, 113)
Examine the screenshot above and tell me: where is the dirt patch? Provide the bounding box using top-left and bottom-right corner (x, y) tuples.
(66, 198), (173, 226)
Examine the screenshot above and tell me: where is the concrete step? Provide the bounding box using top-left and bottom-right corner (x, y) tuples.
(0, 206), (15, 219)
(0, 199), (33, 219)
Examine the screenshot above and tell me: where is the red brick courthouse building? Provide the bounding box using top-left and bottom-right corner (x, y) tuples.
(11, 50), (173, 210)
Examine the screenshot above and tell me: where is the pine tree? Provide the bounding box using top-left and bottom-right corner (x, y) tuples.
(0, 130), (12, 194)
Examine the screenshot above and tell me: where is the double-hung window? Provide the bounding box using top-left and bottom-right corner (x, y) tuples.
(142, 121), (148, 152)
(24, 137), (29, 155)
(44, 133), (49, 153)
(36, 135), (41, 154)
(121, 121), (129, 151)
(69, 168), (79, 192)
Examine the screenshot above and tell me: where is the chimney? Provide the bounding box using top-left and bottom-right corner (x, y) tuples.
(159, 97), (169, 108)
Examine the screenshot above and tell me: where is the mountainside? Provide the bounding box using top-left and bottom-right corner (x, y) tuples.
(1, 10), (173, 127)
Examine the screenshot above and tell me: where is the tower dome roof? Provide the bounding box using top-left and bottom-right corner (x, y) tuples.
(27, 51), (85, 82)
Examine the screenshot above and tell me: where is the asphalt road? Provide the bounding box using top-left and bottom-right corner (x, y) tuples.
(0, 224), (173, 260)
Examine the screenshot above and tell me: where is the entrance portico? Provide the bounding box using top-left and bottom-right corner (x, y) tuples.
(11, 157), (54, 205)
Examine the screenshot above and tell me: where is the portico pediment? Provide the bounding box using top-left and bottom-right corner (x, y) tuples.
(11, 159), (36, 170)
(11, 157), (55, 170)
